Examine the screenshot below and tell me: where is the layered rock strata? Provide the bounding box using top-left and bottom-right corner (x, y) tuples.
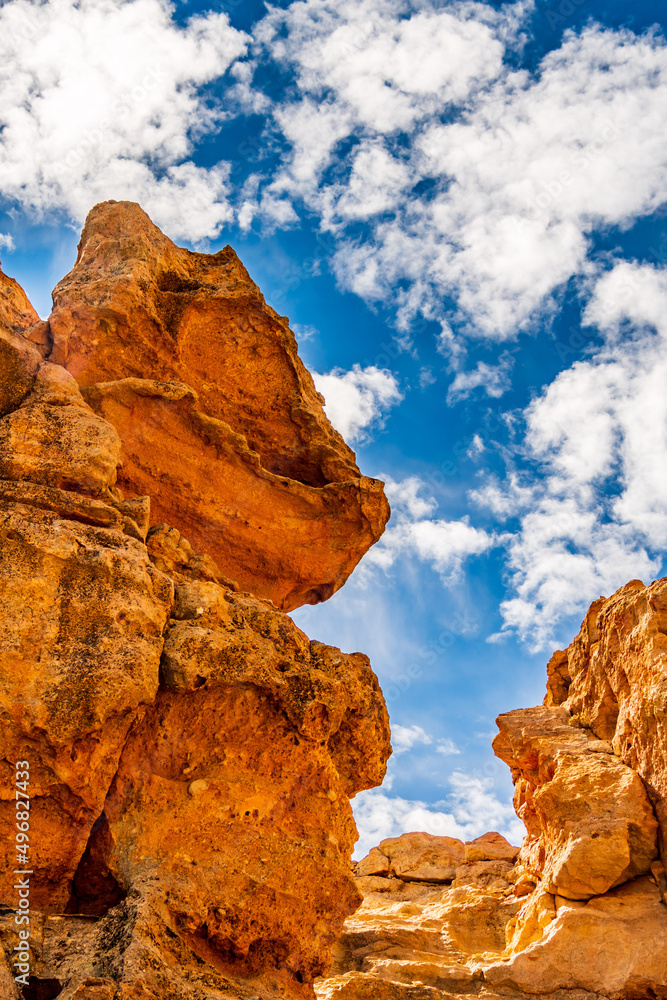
(320, 582), (667, 1000)
(0, 216), (392, 1000)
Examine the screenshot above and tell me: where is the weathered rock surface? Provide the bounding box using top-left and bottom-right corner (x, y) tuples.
(317, 833), (522, 996)
(47, 201), (390, 610)
(0, 242), (392, 1000)
(546, 578), (667, 858)
(494, 705), (658, 899)
(82, 375), (386, 612)
(320, 584), (667, 1000)
(483, 876), (667, 996)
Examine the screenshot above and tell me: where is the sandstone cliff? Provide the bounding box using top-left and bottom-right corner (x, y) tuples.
(47, 201), (389, 611)
(320, 583), (667, 1000)
(0, 205), (392, 1000)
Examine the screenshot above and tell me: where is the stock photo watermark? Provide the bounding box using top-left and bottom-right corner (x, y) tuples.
(13, 758), (32, 989)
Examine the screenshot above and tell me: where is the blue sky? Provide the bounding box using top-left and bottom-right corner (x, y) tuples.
(1, 0), (666, 854)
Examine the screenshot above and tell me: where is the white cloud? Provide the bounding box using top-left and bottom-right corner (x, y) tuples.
(467, 434), (485, 459)
(392, 723), (433, 754)
(3, 1), (666, 346)
(248, 8), (667, 342)
(419, 366), (436, 389)
(292, 322), (318, 341)
(254, 0), (513, 174)
(0, 234), (15, 252)
(474, 263), (667, 649)
(391, 723), (460, 757)
(0, 0), (247, 240)
(447, 351), (514, 403)
(352, 771), (524, 859)
(312, 363), (403, 442)
(366, 475), (495, 581)
(384, 475), (438, 520)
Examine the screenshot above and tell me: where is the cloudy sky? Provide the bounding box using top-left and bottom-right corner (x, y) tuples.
(2, 0), (666, 855)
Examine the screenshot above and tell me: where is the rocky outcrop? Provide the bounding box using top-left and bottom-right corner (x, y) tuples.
(47, 201), (389, 610)
(4, 200), (667, 999)
(494, 705), (658, 899)
(546, 578), (667, 858)
(320, 582), (667, 1000)
(318, 831), (524, 999)
(0, 217), (392, 1000)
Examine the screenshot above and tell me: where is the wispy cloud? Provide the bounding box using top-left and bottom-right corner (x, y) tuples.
(366, 475), (496, 581)
(392, 723), (460, 756)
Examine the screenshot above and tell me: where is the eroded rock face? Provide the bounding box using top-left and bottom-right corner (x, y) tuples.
(318, 833), (522, 999)
(546, 578), (667, 858)
(320, 584), (667, 1000)
(0, 250), (392, 1000)
(494, 705), (658, 899)
(0, 498), (171, 911)
(47, 201), (390, 610)
(81, 376), (387, 611)
(483, 877), (667, 996)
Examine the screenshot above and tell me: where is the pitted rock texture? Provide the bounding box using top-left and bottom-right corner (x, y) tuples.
(319, 584), (667, 1000)
(46, 200), (390, 610)
(0, 246), (391, 1000)
(545, 577), (667, 857)
(494, 705), (658, 899)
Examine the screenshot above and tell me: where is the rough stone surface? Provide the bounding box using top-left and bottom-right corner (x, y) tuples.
(0, 241), (392, 1000)
(82, 375), (387, 611)
(464, 832), (519, 864)
(482, 877), (667, 996)
(47, 201), (390, 610)
(317, 838), (521, 999)
(494, 705), (658, 899)
(0, 479), (170, 915)
(3, 214), (667, 1000)
(546, 577), (667, 858)
(320, 586), (667, 1000)
(372, 833), (466, 883)
(0, 266), (43, 416)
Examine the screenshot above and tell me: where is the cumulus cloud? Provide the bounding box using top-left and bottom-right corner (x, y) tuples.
(367, 475), (495, 580)
(312, 363), (403, 442)
(352, 771), (524, 858)
(3, 0), (666, 345)
(0, 0), (247, 239)
(249, 5), (667, 342)
(475, 263), (667, 649)
(0, 234), (15, 252)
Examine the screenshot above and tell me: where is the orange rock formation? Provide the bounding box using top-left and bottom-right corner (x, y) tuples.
(47, 201), (389, 611)
(320, 582), (667, 999)
(0, 208), (391, 1000)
